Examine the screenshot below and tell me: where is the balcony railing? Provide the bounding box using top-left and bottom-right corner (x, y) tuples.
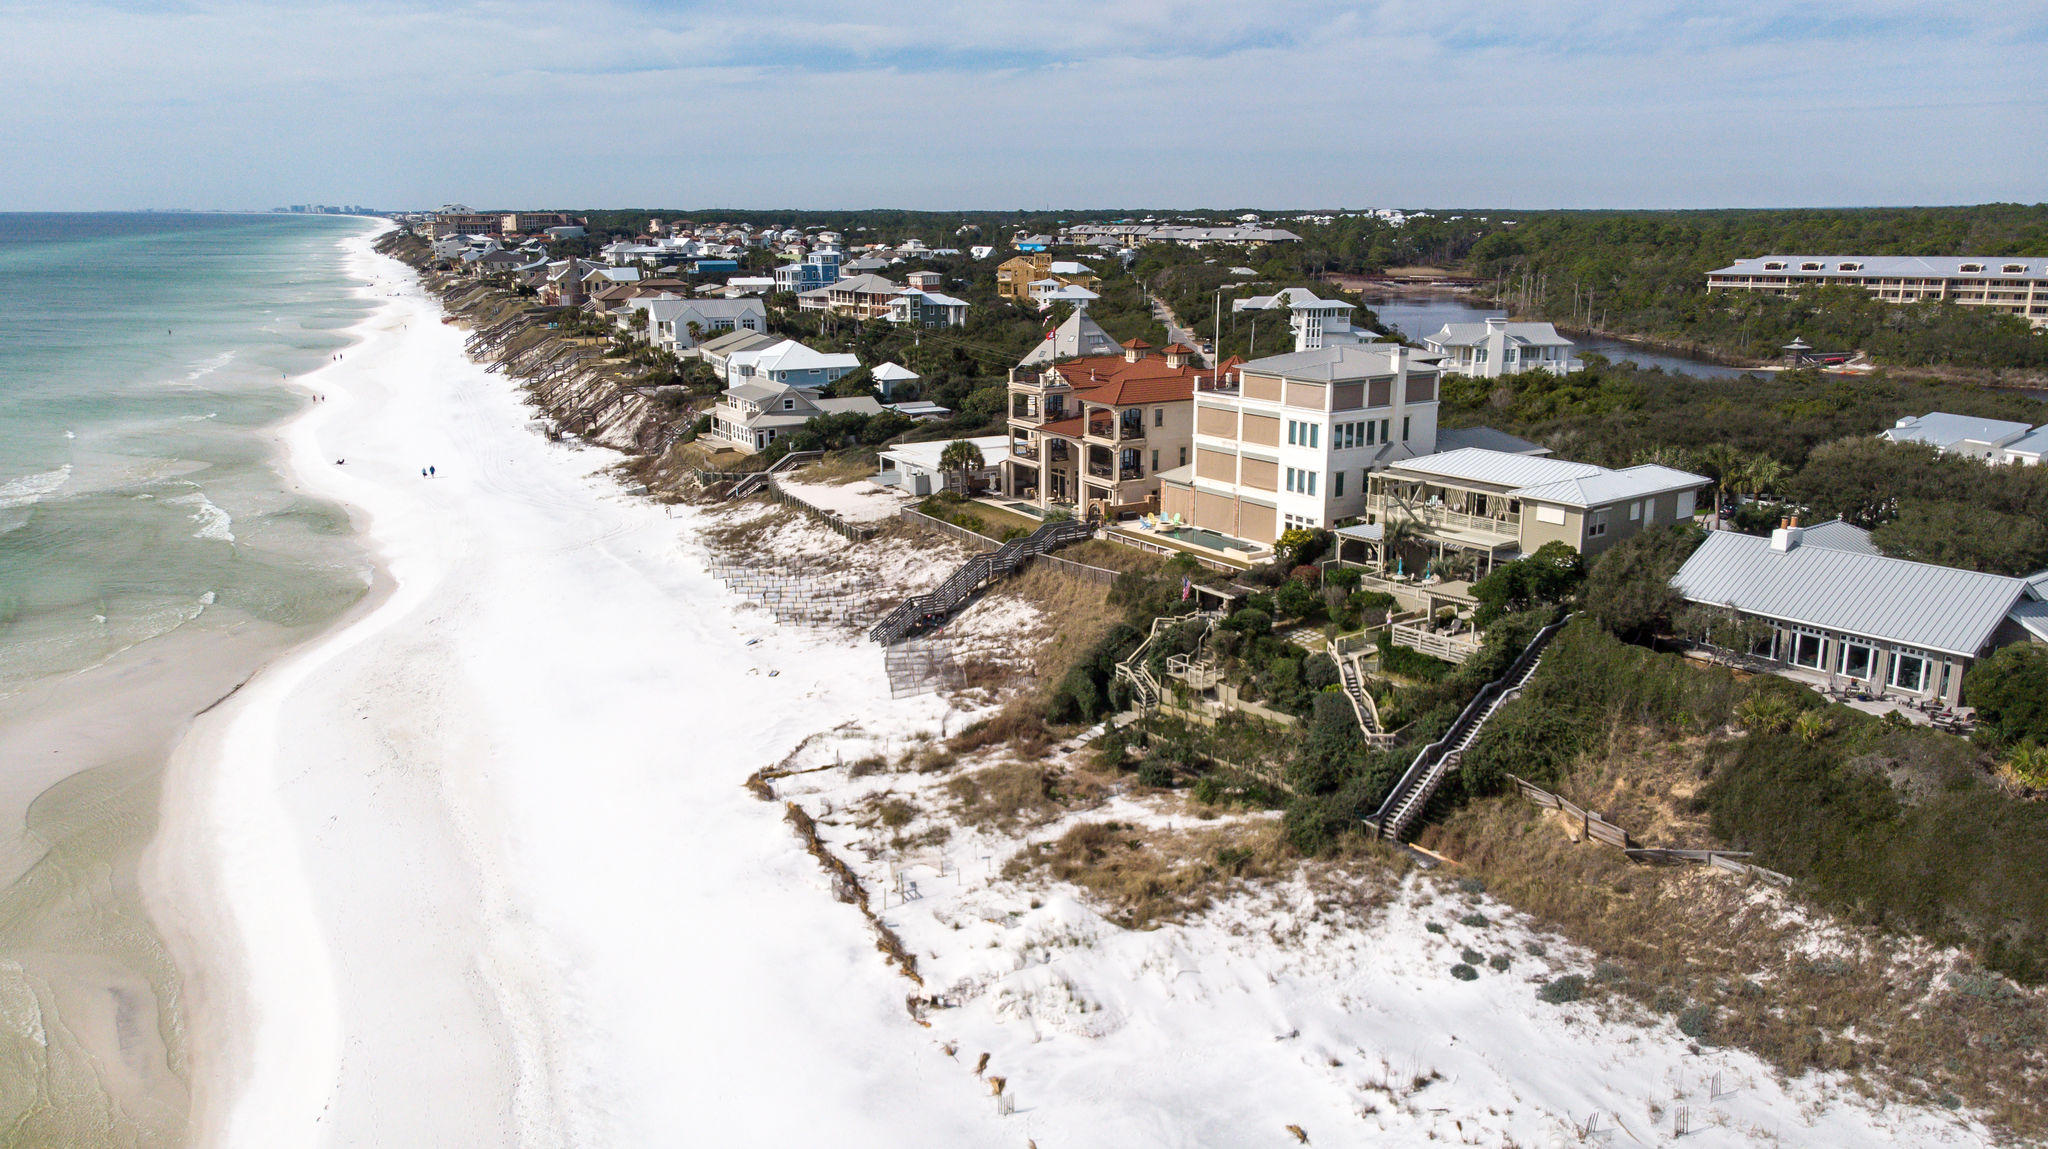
(1009, 442), (1039, 460)
(1088, 461), (1114, 479)
(1119, 465), (1144, 481)
(1087, 417), (1115, 439)
(1367, 496), (1517, 540)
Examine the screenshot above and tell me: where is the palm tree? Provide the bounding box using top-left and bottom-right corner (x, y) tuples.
(1379, 515), (1420, 575)
(938, 439), (986, 495)
(1740, 456), (1790, 501)
(1691, 442), (1743, 525)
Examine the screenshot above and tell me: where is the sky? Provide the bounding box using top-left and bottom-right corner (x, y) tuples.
(2, 0), (2044, 212)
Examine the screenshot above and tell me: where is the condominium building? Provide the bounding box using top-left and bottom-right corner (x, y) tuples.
(1706, 256), (2048, 327)
(1160, 343), (1441, 543)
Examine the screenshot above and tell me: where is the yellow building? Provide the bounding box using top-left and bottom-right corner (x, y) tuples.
(996, 254), (1100, 302)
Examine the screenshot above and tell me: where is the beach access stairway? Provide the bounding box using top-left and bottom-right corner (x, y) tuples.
(1115, 610), (1225, 713)
(1327, 632), (1396, 746)
(1367, 612), (1572, 843)
(692, 451), (824, 499)
(868, 518), (1092, 646)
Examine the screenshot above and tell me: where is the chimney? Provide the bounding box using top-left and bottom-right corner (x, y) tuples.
(1771, 520), (1804, 552)
(1485, 316), (1508, 331)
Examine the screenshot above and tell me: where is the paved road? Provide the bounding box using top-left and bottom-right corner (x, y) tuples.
(1148, 297), (1214, 367)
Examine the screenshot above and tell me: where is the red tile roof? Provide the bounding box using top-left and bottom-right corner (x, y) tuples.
(1038, 416), (1086, 438)
(1120, 337), (1153, 349)
(1044, 354), (1202, 406)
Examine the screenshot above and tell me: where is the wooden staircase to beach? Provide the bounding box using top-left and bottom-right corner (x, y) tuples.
(868, 518), (1092, 646)
(1366, 612), (1572, 843)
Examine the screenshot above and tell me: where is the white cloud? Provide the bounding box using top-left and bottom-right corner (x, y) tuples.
(0, 0), (2041, 208)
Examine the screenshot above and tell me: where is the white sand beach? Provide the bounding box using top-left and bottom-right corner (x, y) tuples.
(142, 228), (1011, 1147)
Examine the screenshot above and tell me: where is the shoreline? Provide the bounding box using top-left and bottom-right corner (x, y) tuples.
(145, 226), (1016, 1146)
(0, 218), (390, 1146)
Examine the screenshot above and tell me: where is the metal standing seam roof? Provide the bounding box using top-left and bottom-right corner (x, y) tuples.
(1797, 519), (1882, 556)
(1427, 321), (1573, 347)
(1709, 255), (2048, 281)
(1510, 464), (1710, 509)
(1385, 447), (1604, 490)
(1673, 530), (2035, 658)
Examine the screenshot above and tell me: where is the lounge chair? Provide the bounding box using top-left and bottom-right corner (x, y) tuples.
(1136, 514), (1157, 530)
(1169, 513), (1185, 529)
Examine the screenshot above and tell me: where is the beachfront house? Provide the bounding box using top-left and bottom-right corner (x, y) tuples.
(706, 381), (883, 454)
(1001, 339), (1211, 520)
(1160, 342), (1441, 543)
(1343, 448), (1709, 577)
(619, 298), (767, 352)
(1423, 317), (1579, 378)
(1673, 519), (2048, 705)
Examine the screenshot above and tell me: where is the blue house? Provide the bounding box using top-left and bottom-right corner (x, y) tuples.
(692, 258), (739, 275)
(773, 250), (841, 293)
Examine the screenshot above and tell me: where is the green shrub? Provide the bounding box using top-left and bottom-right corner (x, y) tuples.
(1537, 974), (1587, 1004)
(1450, 963), (1479, 982)
(1460, 947), (1484, 965)
(1677, 1004), (1714, 1040)
(1459, 912), (1489, 928)
(1965, 643), (2048, 746)
(1136, 760), (1175, 788)
(1488, 953), (1512, 972)
(1457, 877), (1486, 894)
(1425, 921), (1447, 935)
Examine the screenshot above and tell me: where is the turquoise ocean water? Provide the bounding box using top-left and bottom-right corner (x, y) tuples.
(0, 213), (376, 694)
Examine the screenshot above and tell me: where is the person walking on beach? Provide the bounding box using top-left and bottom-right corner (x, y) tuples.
(429, 465), (436, 477)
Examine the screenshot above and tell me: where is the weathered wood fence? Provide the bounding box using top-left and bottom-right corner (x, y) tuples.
(1506, 773), (1794, 886)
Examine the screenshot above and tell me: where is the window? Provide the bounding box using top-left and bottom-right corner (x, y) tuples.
(1154, 407), (1164, 427)
(1333, 471), (1344, 497)
(1535, 504), (1566, 525)
(1840, 642), (1874, 680)
(1151, 449), (1159, 471)
(1179, 447), (1188, 466)
(1365, 421), (1377, 445)
(1751, 631), (1775, 658)
(1380, 418), (1390, 443)
(1401, 416), (1410, 442)
(1790, 631), (1826, 670)
(1587, 512), (1608, 538)
(783, 398), (795, 410)
(1764, 261), (1786, 271)
(1287, 421), (1298, 445)
(1800, 262), (1823, 271)
(1960, 263), (1983, 273)
(1628, 501), (1641, 521)
(1309, 424), (1319, 448)
(1838, 262), (1862, 271)
(2004, 263), (2027, 274)
(1890, 651), (1930, 692)
(1285, 467), (1296, 492)
(1307, 471), (1317, 496)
